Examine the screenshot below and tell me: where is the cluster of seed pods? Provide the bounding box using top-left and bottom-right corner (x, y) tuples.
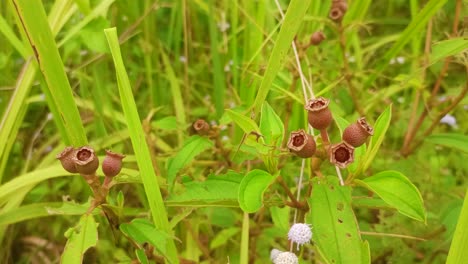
(56, 146), (125, 203)
(287, 97), (374, 168)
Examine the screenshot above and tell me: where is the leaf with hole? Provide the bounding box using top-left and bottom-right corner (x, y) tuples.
(307, 177), (370, 264)
(61, 215), (98, 264)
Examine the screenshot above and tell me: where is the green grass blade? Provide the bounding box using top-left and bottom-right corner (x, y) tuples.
(104, 27), (179, 264)
(13, 0), (87, 146)
(250, 0), (311, 116)
(363, 0), (447, 89)
(447, 189), (468, 264)
(0, 14), (28, 58)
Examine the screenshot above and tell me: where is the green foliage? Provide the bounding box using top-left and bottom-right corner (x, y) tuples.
(61, 215), (98, 264)
(0, 0), (465, 263)
(356, 171), (426, 222)
(307, 177), (370, 264)
(238, 169), (275, 213)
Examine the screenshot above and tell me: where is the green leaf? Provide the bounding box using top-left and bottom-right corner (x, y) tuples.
(226, 109), (261, 136)
(238, 170), (275, 213)
(13, 0), (88, 146)
(166, 172), (242, 207)
(135, 249), (150, 264)
(61, 215), (98, 264)
(352, 197), (396, 210)
(447, 189), (468, 264)
(251, 0), (312, 115)
(426, 133), (468, 154)
(210, 227), (240, 249)
(358, 105), (392, 174)
(307, 177), (369, 264)
(120, 218), (170, 256)
(355, 170), (426, 222)
(166, 135), (214, 188)
(259, 102), (284, 148)
(105, 28), (179, 262)
(430, 38), (468, 65)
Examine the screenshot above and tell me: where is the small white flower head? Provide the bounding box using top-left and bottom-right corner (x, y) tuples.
(273, 252), (298, 264)
(288, 223), (312, 249)
(396, 56), (405, 64)
(270, 249), (282, 261)
(440, 114), (457, 128)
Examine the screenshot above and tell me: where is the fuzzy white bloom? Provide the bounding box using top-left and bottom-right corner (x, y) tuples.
(440, 114), (457, 128)
(273, 252), (298, 264)
(288, 223), (312, 249)
(270, 249), (282, 261)
(396, 56), (405, 64)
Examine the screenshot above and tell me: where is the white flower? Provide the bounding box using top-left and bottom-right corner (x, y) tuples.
(179, 56), (187, 63)
(396, 56), (405, 64)
(288, 223), (312, 249)
(440, 114), (457, 128)
(273, 252), (298, 264)
(270, 249), (281, 261)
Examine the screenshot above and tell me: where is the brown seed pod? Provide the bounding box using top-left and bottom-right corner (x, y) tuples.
(102, 150), (126, 177)
(287, 129), (316, 158)
(192, 119), (210, 136)
(329, 0), (348, 21)
(73, 146), (99, 175)
(310, 31), (326, 46)
(330, 141), (354, 168)
(342, 117), (374, 147)
(56, 146), (78, 173)
(305, 97), (333, 130)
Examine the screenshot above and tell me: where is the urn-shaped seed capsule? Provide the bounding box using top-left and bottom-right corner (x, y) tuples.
(342, 117), (374, 147)
(329, 0), (348, 21)
(56, 146), (78, 173)
(102, 150), (126, 177)
(192, 119), (210, 135)
(287, 129), (316, 158)
(330, 141), (355, 168)
(305, 97), (333, 130)
(73, 146), (99, 175)
(310, 31), (326, 45)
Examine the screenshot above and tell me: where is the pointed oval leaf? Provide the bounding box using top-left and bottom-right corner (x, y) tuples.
(119, 218), (170, 256)
(238, 170), (275, 213)
(355, 170), (426, 222)
(307, 177), (370, 264)
(260, 102), (284, 147)
(167, 135), (214, 188)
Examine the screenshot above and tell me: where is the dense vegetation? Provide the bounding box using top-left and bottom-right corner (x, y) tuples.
(0, 0), (466, 263)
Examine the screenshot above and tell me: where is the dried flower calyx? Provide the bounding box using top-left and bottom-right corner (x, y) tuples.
(56, 147), (78, 173)
(73, 146), (99, 175)
(287, 129), (316, 158)
(191, 119), (210, 136)
(305, 97), (333, 130)
(330, 141), (354, 168)
(342, 117), (374, 147)
(329, 0), (348, 21)
(102, 150), (125, 177)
